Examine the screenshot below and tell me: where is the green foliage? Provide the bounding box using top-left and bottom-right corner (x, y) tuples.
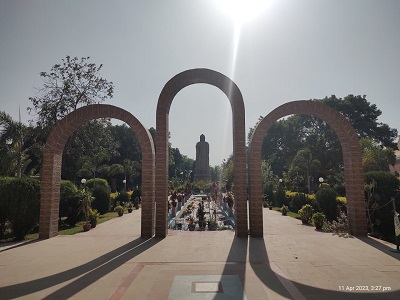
(274, 187), (287, 206)
(364, 171), (399, 241)
(360, 138), (396, 172)
(263, 181), (275, 203)
(0, 178), (10, 239)
(0, 177), (40, 240)
(315, 186), (337, 222)
(28, 55), (114, 128)
(289, 192), (310, 212)
(281, 205), (289, 215)
(312, 212), (326, 224)
(77, 188), (94, 223)
(85, 178), (110, 190)
(92, 185), (111, 215)
(298, 204), (314, 223)
(114, 205), (124, 215)
(59, 180), (80, 225)
(117, 191), (130, 205)
(247, 95), (398, 197)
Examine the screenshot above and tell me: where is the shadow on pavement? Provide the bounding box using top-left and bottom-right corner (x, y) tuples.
(358, 236), (400, 261)
(0, 237), (161, 300)
(219, 236), (400, 299)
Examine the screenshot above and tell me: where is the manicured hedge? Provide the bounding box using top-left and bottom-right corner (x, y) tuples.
(0, 177), (40, 240)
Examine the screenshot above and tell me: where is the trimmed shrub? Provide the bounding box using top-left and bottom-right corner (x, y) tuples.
(298, 204), (314, 223)
(59, 180), (78, 218)
(92, 185), (111, 215)
(0, 178), (10, 239)
(85, 178), (110, 190)
(117, 191), (130, 206)
(0, 177), (40, 240)
(289, 192), (309, 212)
(274, 187), (287, 206)
(315, 187), (337, 222)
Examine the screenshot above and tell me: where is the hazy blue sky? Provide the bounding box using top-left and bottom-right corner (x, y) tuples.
(1, 0), (399, 166)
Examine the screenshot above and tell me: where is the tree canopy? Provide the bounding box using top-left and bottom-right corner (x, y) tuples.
(28, 56), (114, 128)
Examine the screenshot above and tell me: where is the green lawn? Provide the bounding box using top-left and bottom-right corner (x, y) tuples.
(271, 207), (301, 219)
(59, 211), (119, 235)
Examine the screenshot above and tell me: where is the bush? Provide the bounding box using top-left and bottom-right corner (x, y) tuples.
(365, 171), (399, 241)
(92, 185), (111, 215)
(0, 177), (40, 240)
(85, 178), (110, 190)
(289, 192), (309, 212)
(281, 205), (289, 215)
(274, 187), (287, 206)
(117, 191), (130, 206)
(298, 204), (314, 223)
(0, 178), (10, 239)
(59, 180), (79, 218)
(315, 187), (337, 222)
(325, 211), (349, 236)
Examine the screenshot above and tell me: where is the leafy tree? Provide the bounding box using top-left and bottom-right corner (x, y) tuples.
(78, 149), (110, 183)
(289, 148), (321, 194)
(247, 95), (398, 196)
(360, 138), (395, 172)
(321, 95), (397, 148)
(221, 155), (234, 191)
(28, 56), (114, 128)
(63, 119), (117, 181)
(0, 111), (30, 177)
(365, 171), (399, 241)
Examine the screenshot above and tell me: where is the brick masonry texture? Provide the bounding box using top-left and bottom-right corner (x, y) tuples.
(156, 69), (248, 237)
(39, 70), (367, 240)
(40, 104), (155, 239)
(248, 100), (367, 237)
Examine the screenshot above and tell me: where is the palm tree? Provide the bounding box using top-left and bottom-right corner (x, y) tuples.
(0, 111), (29, 177)
(289, 148), (321, 194)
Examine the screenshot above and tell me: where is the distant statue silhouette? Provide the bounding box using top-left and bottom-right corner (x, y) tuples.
(194, 134), (211, 182)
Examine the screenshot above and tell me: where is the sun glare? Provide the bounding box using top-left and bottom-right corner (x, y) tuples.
(215, 0), (271, 26)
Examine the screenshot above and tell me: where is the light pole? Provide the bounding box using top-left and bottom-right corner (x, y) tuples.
(319, 177), (324, 187)
(81, 178), (86, 188)
(123, 179), (127, 191)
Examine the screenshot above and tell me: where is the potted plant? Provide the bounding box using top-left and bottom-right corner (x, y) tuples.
(281, 205), (289, 216)
(127, 202), (133, 213)
(89, 208), (100, 228)
(312, 212), (326, 230)
(114, 205), (124, 217)
(262, 201), (268, 208)
(78, 188), (94, 231)
(298, 204), (313, 224)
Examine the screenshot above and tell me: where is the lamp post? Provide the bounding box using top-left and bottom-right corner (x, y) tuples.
(319, 177), (324, 187)
(81, 178), (86, 188)
(123, 179), (127, 191)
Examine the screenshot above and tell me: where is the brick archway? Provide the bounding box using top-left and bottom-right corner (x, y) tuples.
(248, 100), (367, 237)
(155, 68), (248, 237)
(39, 104), (155, 239)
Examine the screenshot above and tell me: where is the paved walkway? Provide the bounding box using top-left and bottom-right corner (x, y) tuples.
(0, 208), (400, 299)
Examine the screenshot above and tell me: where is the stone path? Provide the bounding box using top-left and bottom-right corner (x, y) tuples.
(0, 208), (400, 299)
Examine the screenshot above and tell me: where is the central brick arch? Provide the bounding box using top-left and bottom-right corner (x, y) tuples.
(39, 104), (155, 239)
(155, 68), (248, 237)
(248, 100), (367, 237)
